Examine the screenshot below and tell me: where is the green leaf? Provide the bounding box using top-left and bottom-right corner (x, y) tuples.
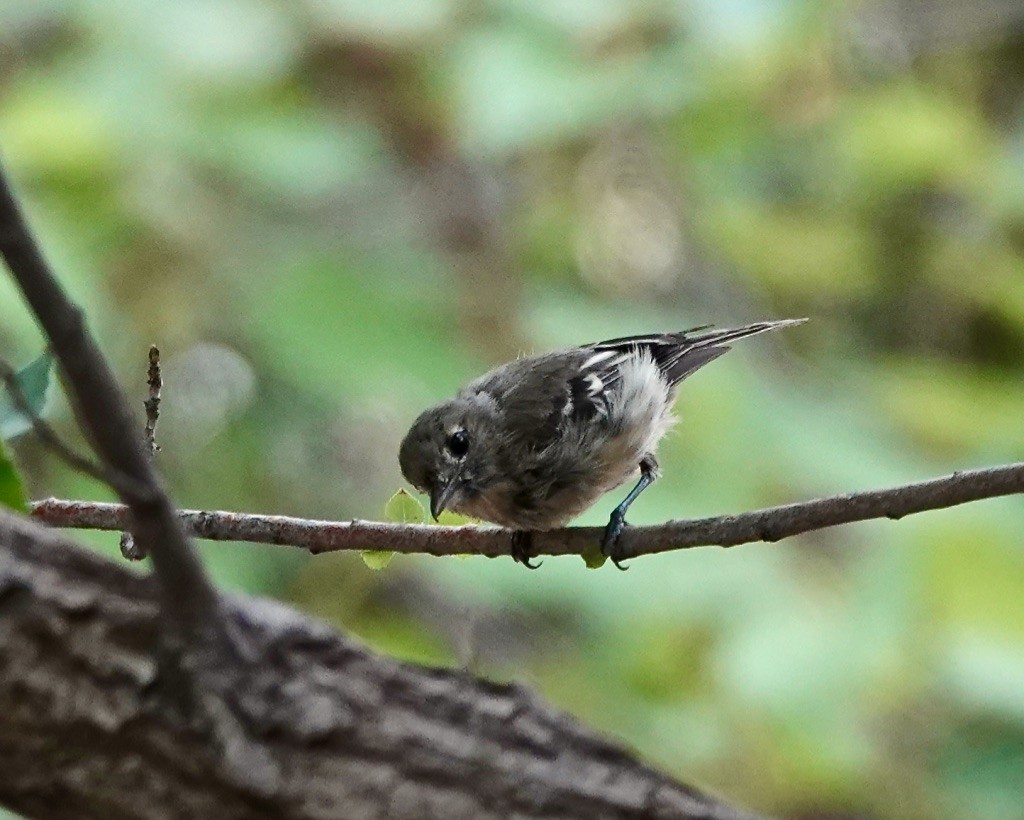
(360, 550), (395, 571)
(581, 541), (608, 570)
(435, 508), (475, 526)
(0, 352), (55, 440)
(384, 488), (426, 524)
(0, 441), (27, 511)
(362, 488), (427, 570)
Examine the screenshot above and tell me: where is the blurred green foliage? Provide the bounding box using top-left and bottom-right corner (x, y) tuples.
(2, 1), (1024, 817)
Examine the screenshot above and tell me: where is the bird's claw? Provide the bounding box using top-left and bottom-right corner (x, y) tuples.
(600, 512), (630, 571)
(511, 531), (542, 569)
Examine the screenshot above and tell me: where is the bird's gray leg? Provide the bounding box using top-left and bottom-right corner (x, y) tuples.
(601, 454), (660, 570)
(511, 530), (542, 569)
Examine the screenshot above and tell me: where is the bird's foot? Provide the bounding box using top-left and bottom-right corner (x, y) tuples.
(510, 530), (542, 569)
(600, 511), (630, 571)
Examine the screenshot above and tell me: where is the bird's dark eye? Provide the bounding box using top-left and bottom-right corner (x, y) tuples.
(446, 429), (469, 458)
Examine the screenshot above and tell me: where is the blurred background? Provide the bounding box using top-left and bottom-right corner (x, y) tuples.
(2, 0), (1024, 817)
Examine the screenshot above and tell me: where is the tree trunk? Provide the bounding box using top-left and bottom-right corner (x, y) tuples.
(0, 511), (756, 820)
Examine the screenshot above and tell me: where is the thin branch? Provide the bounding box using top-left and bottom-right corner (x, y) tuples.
(30, 461), (1024, 560)
(121, 344), (162, 560)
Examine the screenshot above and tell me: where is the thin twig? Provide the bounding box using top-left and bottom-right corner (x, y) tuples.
(29, 461), (1024, 561)
(0, 358), (146, 498)
(121, 345), (162, 560)
(144, 344), (162, 456)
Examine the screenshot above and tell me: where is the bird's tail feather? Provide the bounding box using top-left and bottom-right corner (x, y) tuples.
(681, 318), (807, 348)
(663, 318), (806, 386)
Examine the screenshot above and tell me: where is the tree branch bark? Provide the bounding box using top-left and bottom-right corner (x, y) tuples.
(0, 508), (755, 820)
(30, 461), (1024, 561)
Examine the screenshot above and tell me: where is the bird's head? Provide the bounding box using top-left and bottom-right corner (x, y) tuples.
(398, 398), (498, 520)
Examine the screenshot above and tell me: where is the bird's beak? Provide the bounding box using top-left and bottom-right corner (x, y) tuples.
(430, 476), (460, 521)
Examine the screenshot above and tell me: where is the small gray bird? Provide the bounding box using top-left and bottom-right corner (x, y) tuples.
(399, 319), (805, 568)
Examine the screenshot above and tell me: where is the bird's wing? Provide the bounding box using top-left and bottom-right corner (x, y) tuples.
(463, 342), (657, 444)
(462, 319), (804, 449)
(462, 350), (602, 450)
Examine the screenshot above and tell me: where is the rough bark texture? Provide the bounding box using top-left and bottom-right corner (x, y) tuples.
(0, 511), (756, 820)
